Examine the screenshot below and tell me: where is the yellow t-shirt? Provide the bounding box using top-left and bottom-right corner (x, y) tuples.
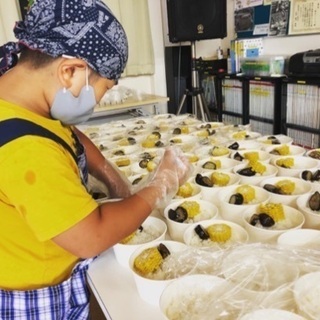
(0, 99), (98, 290)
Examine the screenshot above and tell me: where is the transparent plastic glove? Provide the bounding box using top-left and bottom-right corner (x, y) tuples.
(135, 146), (193, 209)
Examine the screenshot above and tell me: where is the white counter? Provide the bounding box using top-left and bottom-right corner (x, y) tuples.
(87, 249), (164, 320)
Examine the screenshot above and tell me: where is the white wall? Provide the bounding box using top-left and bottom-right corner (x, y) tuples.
(160, 0), (320, 58)
(2, 0), (320, 114)
(120, 0), (167, 114)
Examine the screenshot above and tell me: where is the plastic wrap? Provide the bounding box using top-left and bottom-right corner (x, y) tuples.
(152, 243), (320, 319)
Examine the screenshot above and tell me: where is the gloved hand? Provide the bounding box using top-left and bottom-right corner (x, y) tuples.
(135, 146), (193, 209)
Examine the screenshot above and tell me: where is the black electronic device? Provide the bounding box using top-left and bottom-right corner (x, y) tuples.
(288, 49), (320, 75)
(166, 0), (227, 43)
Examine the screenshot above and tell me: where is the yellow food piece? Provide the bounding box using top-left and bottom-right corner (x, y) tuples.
(211, 159), (222, 169)
(181, 126), (189, 134)
(251, 161), (266, 175)
(146, 160), (156, 172)
(211, 146), (229, 156)
(176, 182), (194, 198)
(259, 203), (285, 222)
(197, 130), (209, 137)
(187, 154), (199, 163)
(236, 185), (256, 204)
(233, 131), (247, 140)
(141, 140), (155, 148)
(120, 232), (135, 244)
(146, 133), (160, 140)
(211, 172), (230, 186)
(118, 138), (130, 146)
(274, 145), (290, 155)
(180, 201), (200, 218)
(275, 179), (295, 195)
(171, 138), (182, 144)
(244, 151), (259, 162)
(276, 157), (294, 168)
(206, 224), (232, 243)
(115, 158), (130, 167)
(134, 247), (163, 275)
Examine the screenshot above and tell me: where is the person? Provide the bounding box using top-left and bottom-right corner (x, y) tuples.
(0, 0), (192, 319)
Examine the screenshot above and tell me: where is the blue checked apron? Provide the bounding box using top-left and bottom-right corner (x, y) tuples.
(0, 119), (94, 319)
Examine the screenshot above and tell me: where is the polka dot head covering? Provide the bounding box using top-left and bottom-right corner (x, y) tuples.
(0, 0), (128, 80)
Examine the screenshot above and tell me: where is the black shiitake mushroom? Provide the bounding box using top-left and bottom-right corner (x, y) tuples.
(202, 161), (217, 170)
(173, 127), (182, 134)
(301, 170), (314, 181)
(139, 159), (149, 169)
(263, 184), (283, 194)
(229, 193), (244, 205)
(237, 167), (256, 176)
(195, 173), (213, 187)
(233, 152), (244, 161)
(309, 191), (320, 211)
(194, 224), (210, 240)
(250, 213), (275, 228)
(228, 142), (239, 150)
(158, 243), (171, 259)
(168, 207), (188, 223)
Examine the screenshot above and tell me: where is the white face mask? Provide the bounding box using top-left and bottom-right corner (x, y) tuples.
(50, 67), (97, 125)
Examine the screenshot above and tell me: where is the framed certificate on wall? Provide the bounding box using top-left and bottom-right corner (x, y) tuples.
(288, 0), (320, 35)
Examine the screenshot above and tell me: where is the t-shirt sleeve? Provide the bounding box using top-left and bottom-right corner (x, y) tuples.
(0, 137), (98, 241)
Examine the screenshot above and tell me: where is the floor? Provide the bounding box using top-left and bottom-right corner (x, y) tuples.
(89, 286), (106, 320)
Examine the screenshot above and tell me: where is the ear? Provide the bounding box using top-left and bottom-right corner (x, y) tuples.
(57, 58), (87, 88)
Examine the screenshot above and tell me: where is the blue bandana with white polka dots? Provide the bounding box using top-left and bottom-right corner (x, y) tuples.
(0, 0), (128, 80)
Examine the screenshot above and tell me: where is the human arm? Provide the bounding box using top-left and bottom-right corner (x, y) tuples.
(52, 146), (193, 258)
(73, 126), (132, 198)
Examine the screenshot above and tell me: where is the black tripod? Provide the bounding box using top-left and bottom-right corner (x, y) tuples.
(176, 41), (212, 121)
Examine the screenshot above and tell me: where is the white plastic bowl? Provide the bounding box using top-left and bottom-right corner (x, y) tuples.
(264, 144), (306, 161)
(233, 162), (278, 186)
(193, 171), (241, 203)
(183, 219), (249, 248)
(260, 176), (313, 208)
(273, 155), (319, 177)
(226, 139), (263, 151)
(112, 216), (167, 268)
(128, 240), (188, 306)
(163, 199), (219, 242)
(221, 245), (300, 310)
(242, 204), (305, 244)
(218, 185), (271, 227)
(168, 134), (198, 153)
(230, 149), (272, 164)
(197, 157), (240, 173)
(195, 145), (231, 159)
(305, 148), (320, 165)
(159, 274), (236, 320)
(239, 309), (306, 320)
(257, 134), (293, 145)
(277, 228), (320, 249)
(296, 192), (320, 228)
(294, 272), (320, 320)
(173, 181), (202, 201)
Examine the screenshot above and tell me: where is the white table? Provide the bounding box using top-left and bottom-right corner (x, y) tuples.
(87, 249), (164, 320)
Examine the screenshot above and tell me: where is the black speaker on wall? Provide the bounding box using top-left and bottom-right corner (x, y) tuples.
(166, 0), (227, 43)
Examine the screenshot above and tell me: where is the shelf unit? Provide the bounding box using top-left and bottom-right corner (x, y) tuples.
(245, 75), (283, 135)
(281, 76), (320, 149)
(216, 74), (283, 135)
(216, 74), (246, 125)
